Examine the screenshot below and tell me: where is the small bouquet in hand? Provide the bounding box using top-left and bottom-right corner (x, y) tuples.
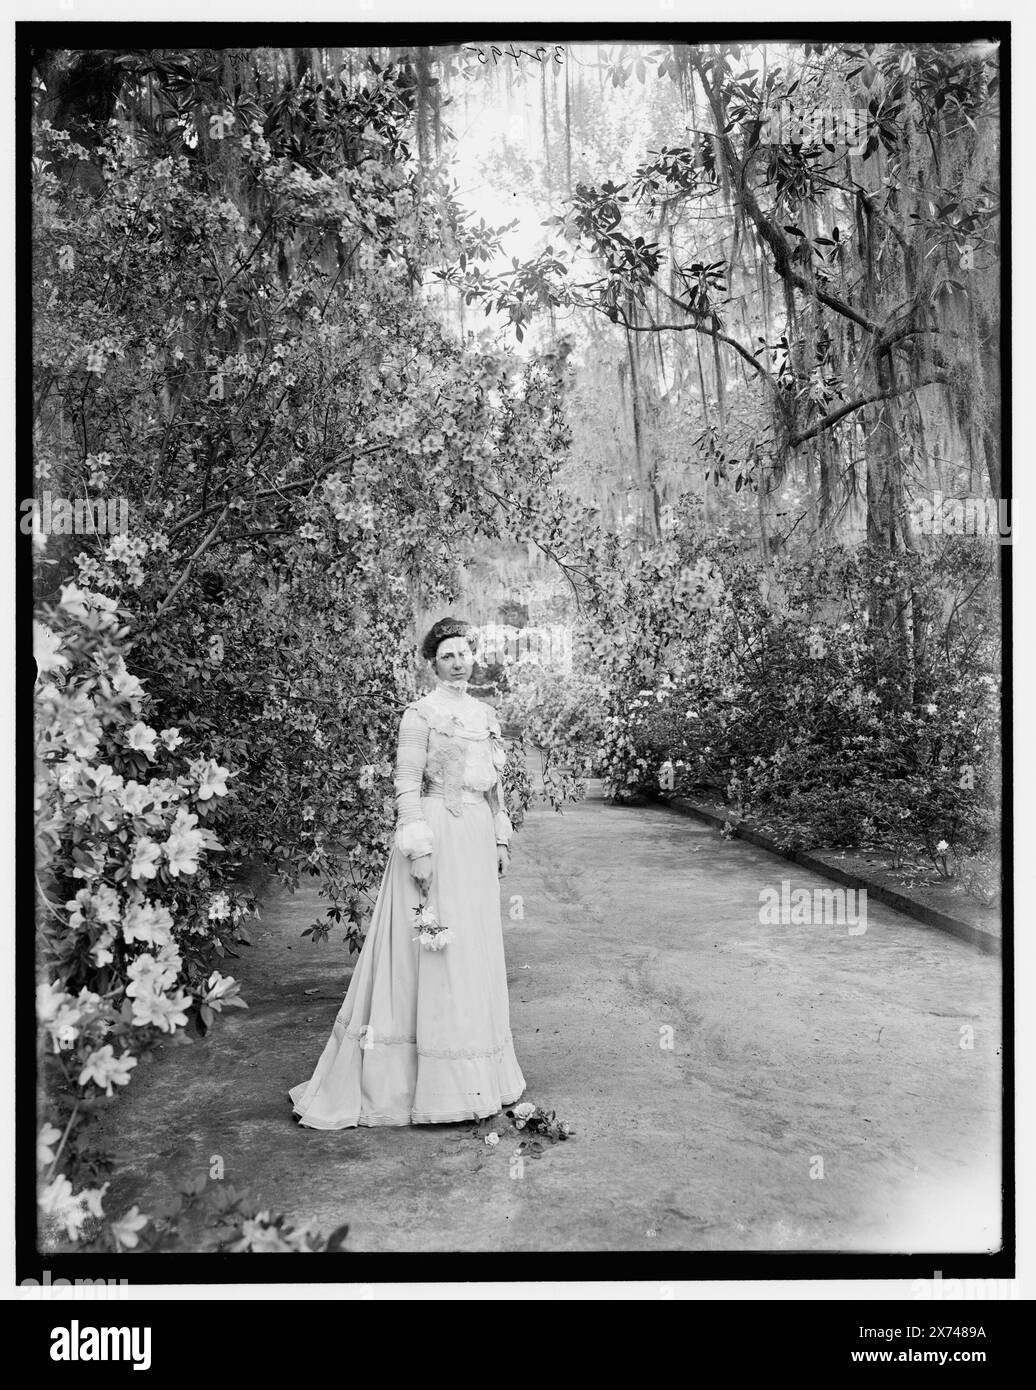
(412, 897), (453, 952)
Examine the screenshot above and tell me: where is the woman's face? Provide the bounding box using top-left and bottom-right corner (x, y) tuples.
(434, 636), (474, 683)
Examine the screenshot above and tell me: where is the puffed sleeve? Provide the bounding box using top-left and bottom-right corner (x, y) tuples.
(393, 705), (434, 859)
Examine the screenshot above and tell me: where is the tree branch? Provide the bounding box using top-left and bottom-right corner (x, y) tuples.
(636, 290), (770, 378)
(154, 503), (232, 619)
(692, 54), (882, 337)
(166, 443), (395, 539)
(786, 374), (949, 449)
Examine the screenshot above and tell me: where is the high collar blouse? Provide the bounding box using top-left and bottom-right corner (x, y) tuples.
(394, 678), (509, 827)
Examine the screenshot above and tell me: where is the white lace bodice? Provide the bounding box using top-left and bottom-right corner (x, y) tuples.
(392, 678), (511, 858)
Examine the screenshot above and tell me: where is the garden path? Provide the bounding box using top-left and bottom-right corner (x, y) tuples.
(101, 767), (1002, 1254)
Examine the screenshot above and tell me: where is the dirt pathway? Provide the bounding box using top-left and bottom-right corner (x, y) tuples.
(95, 777), (1002, 1253)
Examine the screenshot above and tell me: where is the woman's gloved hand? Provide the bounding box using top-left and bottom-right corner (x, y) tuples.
(497, 845), (510, 878)
(410, 853), (433, 890)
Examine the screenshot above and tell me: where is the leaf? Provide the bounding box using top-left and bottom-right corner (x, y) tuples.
(325, 1223), (350, 1252)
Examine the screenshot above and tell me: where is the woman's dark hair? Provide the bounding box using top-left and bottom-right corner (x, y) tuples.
(420, 616), (476, 663)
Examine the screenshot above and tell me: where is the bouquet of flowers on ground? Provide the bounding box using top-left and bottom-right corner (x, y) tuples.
(506, 1101), (573, 1142)
(412, 895), (453, 952)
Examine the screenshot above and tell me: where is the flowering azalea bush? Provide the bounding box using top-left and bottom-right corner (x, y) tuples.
(31, 58), (593, 1254)
(33, 90), (583, 954)
(132, 1174), (341, 1254)
(34, 583), (254, 1251)
(576, 535), (1000, 880)
(499, 657), (611, 775)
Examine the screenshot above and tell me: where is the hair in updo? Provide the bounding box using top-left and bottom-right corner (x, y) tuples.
(420, 616), (476, 663)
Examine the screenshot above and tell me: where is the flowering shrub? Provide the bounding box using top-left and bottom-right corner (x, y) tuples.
(35, 584), (254, 1251)
(497, 658), (612, 816)
(33, 95), (581, 953)
(137, 1175), (339, 1253)
(499, 658), (611, 768)
(31, 58), (592, 1255)
(38, 1169), (336, 1254)
(512, 510), (999, 886)
(580, 537), (1000, 877)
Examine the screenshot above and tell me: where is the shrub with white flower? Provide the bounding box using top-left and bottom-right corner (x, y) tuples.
(38, 1175), (109, 1244)
(78, 1044), (138, 1096)
(34, 592), (257, 1252)
(207, 891), (231, 922)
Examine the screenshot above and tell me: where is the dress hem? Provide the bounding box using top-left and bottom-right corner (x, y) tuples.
(289, 1090), (527, 1130)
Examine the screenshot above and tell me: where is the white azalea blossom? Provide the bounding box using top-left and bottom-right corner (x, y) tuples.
(90, 926), (117, 967)
(37, 981), (82, 1052)
(110, 1205), (149, 1250)
(207, 891), (231, 921)
(129, 835), (161, 880)
(203, 971), (238, 1002)
(121, 897), (174, 947)
(38, 1176), (87, 1241)
(111, 663), (145, 703)
(193, 757), (230, 800)
(37, 1122), (63, 1168)
(78, 1045), (138, 1096)
(164, 823), (204, 876)
(125, 721), (159, 759)
(126, 952), (177, 996)
(120, 780), (153, 816)
(33, 621), (68, 679)
(38, 1176), (108, 1242)
(130, 988), (190, 1032)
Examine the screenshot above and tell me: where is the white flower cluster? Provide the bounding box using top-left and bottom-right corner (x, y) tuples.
(412, 901), (453, 951)
(34, 598), (246, 1252)
(226, 1212), (317, 1253)
(37, 1170), (147, 1250)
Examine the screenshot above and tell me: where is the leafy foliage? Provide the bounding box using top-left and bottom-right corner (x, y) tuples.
(32, 53), (585, 1254)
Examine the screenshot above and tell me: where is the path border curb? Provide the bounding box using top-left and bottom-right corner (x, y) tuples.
(650, 791), (1001, 957)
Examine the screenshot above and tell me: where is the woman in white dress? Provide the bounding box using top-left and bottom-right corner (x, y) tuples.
(289, 616), (527, 1128)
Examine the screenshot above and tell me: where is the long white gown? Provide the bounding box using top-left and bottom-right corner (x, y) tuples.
(289, 676), (527, 1127)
